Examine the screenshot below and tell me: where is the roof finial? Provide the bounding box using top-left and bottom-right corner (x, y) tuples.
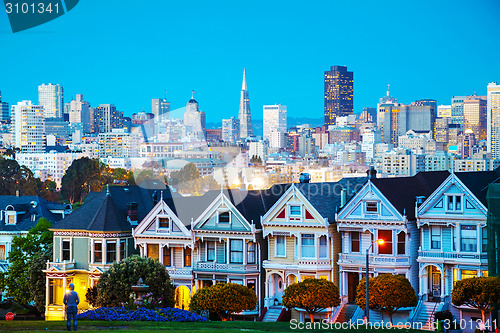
(160, 190), (163, 202)
(106, 184), (110, 196)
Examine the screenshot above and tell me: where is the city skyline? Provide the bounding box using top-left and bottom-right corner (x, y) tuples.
(0, 0), (499, 122)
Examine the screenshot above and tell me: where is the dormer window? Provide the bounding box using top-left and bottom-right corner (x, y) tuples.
(7, 214), (16, 225)
(158, 217), (170, 229)
(218, 211), (230, 223)
(366, 201), (378, 213)
(446, 195), (462, 211)
(289, 205), (301, 216)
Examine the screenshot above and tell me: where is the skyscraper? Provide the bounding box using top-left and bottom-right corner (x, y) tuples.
(463, 95), (487, 141)
(451, 96), (466, 127)
(324, 65), (353, 126)
(0, 91), (9, 123)
(93, 104), (124, 133)
(11, 101), (46, 153)
(184, 95), (206, 141)
(263, 104), (287, 142)
(238, 69), (253, 138)
(222, 117), (240, 143)
(69, 94), (91, 134)
(487, 82), (500, 158)
(38, 83), (63, 119)
(152, 98), (171, 121)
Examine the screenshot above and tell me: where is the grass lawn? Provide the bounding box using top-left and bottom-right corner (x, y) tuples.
(0, 320), (426, 332)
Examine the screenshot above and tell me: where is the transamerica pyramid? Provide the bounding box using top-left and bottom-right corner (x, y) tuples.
(238, 68), (253, 138)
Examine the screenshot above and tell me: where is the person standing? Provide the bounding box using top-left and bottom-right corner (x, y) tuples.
(63, 283), (80, 331)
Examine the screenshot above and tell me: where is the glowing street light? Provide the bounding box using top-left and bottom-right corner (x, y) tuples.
(365, 238), (385, 323)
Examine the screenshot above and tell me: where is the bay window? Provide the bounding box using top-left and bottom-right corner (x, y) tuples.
(230, 239), (243, 264)
(106, 241), (116, 263)
(461, 225), (477, 252)
(319, 236), (327, 259)
(378, 230), (392, 255)
(351, 232), (360, 253)
(247, 242), (256, 264)
(431, 226), (441, 250)
(301, 234), (315, 258)
(207, 241), (215, 261)
(276, 236), (286, 257)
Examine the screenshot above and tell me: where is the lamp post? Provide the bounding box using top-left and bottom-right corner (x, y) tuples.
(365, 239), (385, 323)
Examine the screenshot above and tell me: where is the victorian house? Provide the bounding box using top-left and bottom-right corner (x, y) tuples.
(44, 186), (163, 320)
(261, 178), (365, 321)
(335, 171), (449, 306)
(0, 194), (70, 281)
(416, 169), (499, 323)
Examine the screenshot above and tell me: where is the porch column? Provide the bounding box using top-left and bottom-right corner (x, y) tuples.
(476, 223), (481, 255)
(45, 275), (50, 310)
(315, 234), (319, 259)
(243, 240), (247, 265)
(441, 269), (446, 298)
(117, 240), (121, 262)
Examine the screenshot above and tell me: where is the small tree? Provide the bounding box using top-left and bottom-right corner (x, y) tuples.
(190, 283), (257, 321)
(85, 285), (98, 307)
(356, 274), (417, 324)
(96, 256), (174, 308)
(0, 218), (53, 307)
(451, 276), (500, 323)
(282, 278), (340, 322)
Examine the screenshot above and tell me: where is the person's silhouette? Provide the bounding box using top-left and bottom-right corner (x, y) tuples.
(63, 283), (80, 331)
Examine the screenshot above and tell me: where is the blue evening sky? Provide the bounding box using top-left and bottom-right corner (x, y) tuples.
(0, 0), (499, 123)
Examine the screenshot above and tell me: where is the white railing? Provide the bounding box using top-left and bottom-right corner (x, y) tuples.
(46, 260), (75, 271)
(166, 268), (193, 276)
(339, 254), (410, 265)
(298, 260), (331, 266)
(194, 262), (259, 272)
(418, 251), (487, 261)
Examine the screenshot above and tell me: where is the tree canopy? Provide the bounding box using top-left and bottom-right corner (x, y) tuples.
(61, 157), (103, 203)
(282, 278), (340, 322)
(451, 276), (500, 323)
(190, 283), (257, 321)
(0, 218), (53, 311)
(96, 255), (174, 308)
(0, 157), (41, 196)
(356, 274), (417, 324)
(169, 163), (202, 195)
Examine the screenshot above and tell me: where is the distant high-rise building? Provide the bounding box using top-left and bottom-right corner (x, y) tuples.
(69, 94), (91, 134)
(359, 107), (377, 123)
(487, 82), (500, 158)
(184, 95), (206, 141)
(437, 105), (452, 118)
(11, 101), (46, 153)
(152, 98), (170, 121)
(263, 104), (287, 142)
(462, 129), (476, 159)
(377, 85), (398, 139)
(324, 65), (353, 126)
(0, 91), (9, 123)
(381, 99), (435, 146)
(222, 117), (240, 143)
(93, 104), (124, 133)
(451, 96), (467, 127)
(238, 69), (253, 138)
(45, 118), (69, 145)
(38, 83), (63, 118)
(463, 95), (487, 141)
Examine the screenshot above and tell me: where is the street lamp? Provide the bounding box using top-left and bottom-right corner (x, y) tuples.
(365, 238), (384, 323)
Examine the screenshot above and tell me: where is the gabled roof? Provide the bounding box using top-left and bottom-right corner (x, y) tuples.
(454, 169), (500, 206)
(371, 171), (450, 220)
(0, 195), (65, 232)
(52, 185), (180, 232)
(268, 177), (368, 223)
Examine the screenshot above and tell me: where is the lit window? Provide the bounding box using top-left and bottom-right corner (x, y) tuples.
(94, 242), (102, 263)
(184, 248), (192, 267)
(163, 247), (171, 266)
(378, 230), (392, 255)
(159, 217), (170, 229)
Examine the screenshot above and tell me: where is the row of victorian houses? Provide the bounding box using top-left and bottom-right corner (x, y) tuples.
(0, 168), (496, 327)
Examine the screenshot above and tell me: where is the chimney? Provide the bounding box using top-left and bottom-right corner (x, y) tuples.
(367, 166), (377, 179)
(127, 202), (139, 225)
(340, 187), (347, 208)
